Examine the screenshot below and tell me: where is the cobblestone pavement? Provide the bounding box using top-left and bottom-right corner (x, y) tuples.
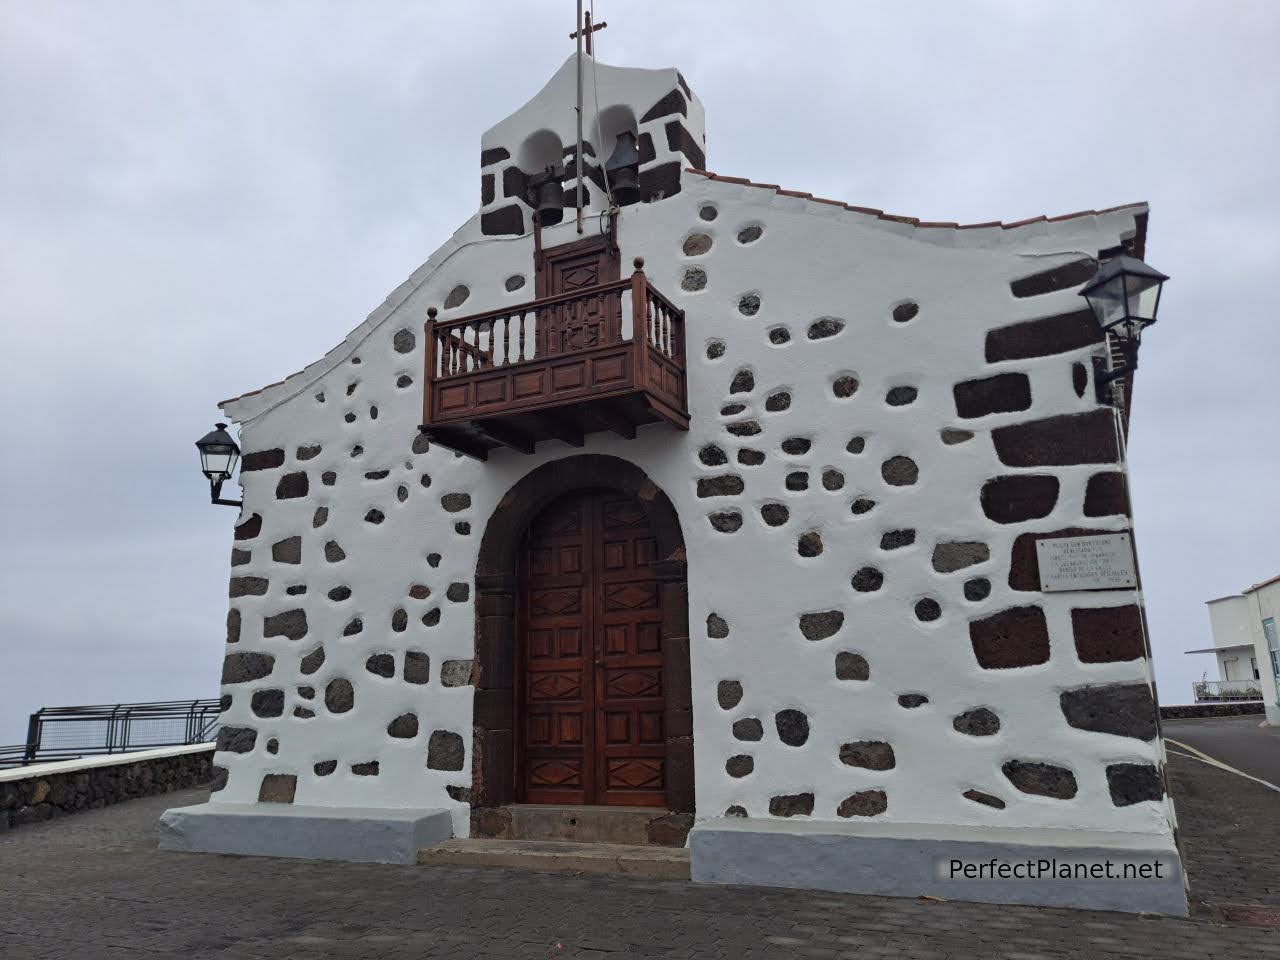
(1, 754), (1276, 959)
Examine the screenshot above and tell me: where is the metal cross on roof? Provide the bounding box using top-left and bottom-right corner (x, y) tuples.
(569, 8), (607, 56)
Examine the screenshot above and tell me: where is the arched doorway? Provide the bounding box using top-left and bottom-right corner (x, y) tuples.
(472, 456), (692, 826)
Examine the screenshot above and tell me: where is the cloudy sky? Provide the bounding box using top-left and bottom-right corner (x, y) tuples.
(1, 1), (1277, 745)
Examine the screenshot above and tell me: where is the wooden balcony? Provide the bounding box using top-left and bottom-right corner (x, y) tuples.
(420, 258), (688, 460)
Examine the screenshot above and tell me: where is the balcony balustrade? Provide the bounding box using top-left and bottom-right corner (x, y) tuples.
(420, 257), (688, 460)
(1192, 679), (1263, 702)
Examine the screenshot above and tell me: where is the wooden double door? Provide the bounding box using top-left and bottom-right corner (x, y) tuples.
(517, 489), (667, 806)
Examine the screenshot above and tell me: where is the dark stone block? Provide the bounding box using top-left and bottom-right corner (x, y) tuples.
(241, 449), (285, 472)
(210, 766), (228, 792)
(505, 274), (526, 292)
(808, 318), (843, 340)
(297, 444), (322, 461)
(837, 790), (887, 818)
(765, 391), (791, 412)
(985, 308), (1103, 362)
(229, 576), (268, 598)
(404, 651), (431, 684)
(325, 678), (354, 713)
(761, 503), (789, 526)
(364, 469), (389, 480)
(781, 437), (810, 455)
(835, 651), (869, 681)
(850, 498), (875, 515)
(846, 436), (866, 454)
(799, 610), (844, 641)
(981, 475), (1060, 524)
(263, 609), (307, 641)
(639, 160), (682, 202)
(314, 760), (337, 776)
(822, 469), (845, 491)
(299, 645), (325, 675)
(963, 789), (1006, 809)
(992, 410), (1119, 467)
(664, 119), (705, 170)
(730, 368), (754, 394)
(342, 617), (363, 636)
(481, 204), (524, 236)
(964, 578), (991, 601)
(250, 689), (284, 718)
(785, 471), (808, 491)
(216, 726), (257, 753)
(446, 582), (470, 602)
(275, 472), (308, 499)
(1002, 760), (1078, 799)
(775, 709), (809, 746)
(969, 605), (1050, 669)
(427, 730), (465, 771)
(738, 448), (765, 466)
(640, 88), (687, 122)
(892, 302), (918, 323)
(480, 146), (509, 166)
(797, 531), (823, 557)
(1060, 683), (1157, 740)
(638, 131), (656, 164)
(931, 541), (990, 573)
(698, 475), (745, 498)
(387, 713), (419, 739)
(886, 386), (917, 406)
(880, 529), (915, 550)
(1008, 527), (1111, 591)
(441, 659), (476, 687)
(271, 537), (301, 564)
(1084, 471), (1129, 517)
(1009, 258), (1097, 298)
(392, 328), (416, 355)
(1072, 361), (1088, 397)
(221, 652), (274, 684)
(732, 718), (763, 741)
(954, 373), (1032, 419)
(769, 326), (791, 344)
(391, 608), (407, 632)
(681, 266), (706, 291)
(1106, 763), (1164, 806)
(738, 293), (761, 316)
(839, 741), (895, 770)
(422, 608), (441, 627)
(481, 172), (494, 205)
(234, 513), (262, 541)
(709, 512), (743, 533)
(1072, 604), (1146, 663)
(769, 793), (814, 817)
(443, 285), (470, 310)
(231, 548), (251, 567)
(364, 509), (384, 525)
(941, 428), (974, 445)
(683, 232), (712, 256)
(717, 680), (743, 710)
(915, 598), (942, 622)
(705, 339), (725, 359)
(706, 613), (729, 639)
(501, 165), (527, 199)
(328, 586), (352, 602)
(881, 456), (918, 486)
(321, 471), (337, 486)
(897, 693), (928, 708)
(851, 567), (884, 592)
(698, 444), (727, 466)
(726, 755), (754, 777)
(726, 421), (761, 438)
(258, 774), (296, 804)
(953, 707), (1000, 736)
(832, 375), (859, 398)
(285, 584), (306, 596)
(366, 653), (395, 678)
(351, 761), (380, 776)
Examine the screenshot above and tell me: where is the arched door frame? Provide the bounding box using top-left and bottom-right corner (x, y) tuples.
(471, 455), (692, 825)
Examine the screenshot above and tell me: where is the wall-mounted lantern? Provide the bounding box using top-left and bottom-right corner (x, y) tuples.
(195, 423), (243, 507)
(1079, 255), (1168, 404)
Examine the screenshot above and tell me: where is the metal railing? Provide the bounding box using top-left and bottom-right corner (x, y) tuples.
(1192, 679), (1263, 702)
(0, 699), (220, 768)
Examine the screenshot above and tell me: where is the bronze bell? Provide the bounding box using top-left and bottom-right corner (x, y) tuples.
(531, 165), (564, 226)
(605, 130), (641, 206)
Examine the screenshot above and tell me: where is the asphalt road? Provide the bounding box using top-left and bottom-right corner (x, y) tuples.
(1163, 714), (1280, 786)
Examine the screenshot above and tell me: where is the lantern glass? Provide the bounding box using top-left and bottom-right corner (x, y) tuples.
(1080, 255), (1167, 341)
(196, 424), (240, 481)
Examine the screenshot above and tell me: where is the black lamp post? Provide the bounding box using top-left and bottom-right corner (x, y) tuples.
(1079, 254), (1168, 405)
(195, 423), (243, 507)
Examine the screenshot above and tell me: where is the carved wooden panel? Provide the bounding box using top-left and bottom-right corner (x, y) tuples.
(518, 488), (667, 806)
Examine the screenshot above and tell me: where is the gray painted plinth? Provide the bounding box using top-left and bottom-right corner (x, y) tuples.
(690, 817), (1187, 916)
(159, 802), (453, 865)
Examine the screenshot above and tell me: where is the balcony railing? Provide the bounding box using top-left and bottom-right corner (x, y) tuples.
(1192, 679), (1263, 702)
(420, 257), (688, 460)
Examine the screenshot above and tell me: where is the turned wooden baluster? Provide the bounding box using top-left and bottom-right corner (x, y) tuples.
(422, 306), (438, 424)
(518, 309), (526, 362)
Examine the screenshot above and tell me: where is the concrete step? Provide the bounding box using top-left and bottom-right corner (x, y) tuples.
(417, 839), (690, 880)
(507, 803), (664, 845)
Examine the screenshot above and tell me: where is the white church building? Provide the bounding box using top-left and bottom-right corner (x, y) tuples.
(164, 52), (1186, 915)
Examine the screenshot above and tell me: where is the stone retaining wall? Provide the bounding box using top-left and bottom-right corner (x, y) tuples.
(0, 746), (214, 831)
(1159, 702), (1265, 721)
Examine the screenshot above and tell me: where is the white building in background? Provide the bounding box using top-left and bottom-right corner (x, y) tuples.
(1192, 576), (1280, 722)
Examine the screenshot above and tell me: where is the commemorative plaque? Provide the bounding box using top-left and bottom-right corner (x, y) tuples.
(1036, 533), (1137, 592)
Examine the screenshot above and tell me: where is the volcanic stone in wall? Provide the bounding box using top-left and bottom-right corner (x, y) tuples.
(314, 760), (337, 776)
(797, 532), (823, 557)
(1009, 259), (1097, 298)
(881, 456), (918, 486)
(760, 503), (789, 527)
(481, 204), (524, 236)
(807, 318), (844, 340)
(1106, 763), (1164, 806)
(639, 161), (682, 202)
(226, 609), (241, 644)
(366, 654), (394, 678)
(393, 328), (416, 354)
(241, 449), (285, 472)
(229, 576), (268, 598)
(963, 789), (1006, 809)
(964, 578), (991, 601)
(738, 293), (761, 316)
(664, 119), (705, 170)
(352, 761), (380, 776)
(992, 410), (1119, 467)
(441, 492), (471, 512)
(297, 444), (322, 461)
(222, 652), (274, 684)
(981, 475), (1060, 524)
(441, 660), (476, 687)
(822, 469), (845, 491)
(216, 726), (257, 753)
(892, 302), (918, 324)
(1072, 604), (1145, 663)
(769, 793), (814, 817)
(832, 375), (858, 398)
(985, 308), (1102, 362)
(231, 548), (251, 567)
(705, 340), (725, 359)
(798, 610), (843, 642)
(851, 567), (884, 592)
(835, 651), (869, 681)
(850, 498), (875, 516)
(1073, 361), (1088, 397)
(404, 651), (431, 684)
(210, 766), (228, 792)
(969, 606), (1050, 669)
(682, 233), (712, 256)
(1059, 683), (1157, 740)
(698, 444), (728, 466)
(343, 617), (363, 636)
(1084, 471), (1129, 517)
(898, 694), (928, 708)
(299, 645), (325, 675)
(480, 146), (510, 166)
(915, 599), (942, 621)
(1002, 760), (1078, 799)
(640, 88), (687, 122)
(392, 608), (407, 632)
(931, 541), (990, 573)
(781, 437), (810, 456)
(717, 680), (743, 710)
(698, 475), (744, 498)
(706, 614), (729, 639)
(765, 391), (791, 412)
(775, 710), (809, 746)
(446, 582), (470, 602)
(387, 714), (419, 739)
(234, 513), (262, 541)
(881, 529), (915, 550)
(709, 512), (743, 533)
(738, 449), (765, 466)
(785, 471), (808, 491)
(250, 690), (284, 718)
(258, 774), (296, 804)
(837, 790), (887, 818)
(941, 428), (974, 445)
(427, 730), (465, 771)
(724, 805), (746, 817)
(325, 678), (354, 713)
(886, 386), (917, 407)
(953, 373), (1031, 419)
(263, 609), (307, 641)
(839, 741), (895, 770)
(952, 707), (1000, 736)
(726, 755), (754, 777)
(271, 537), (301, 564)
(732, 718), (763, 741)
(275, 472), (309, 499)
